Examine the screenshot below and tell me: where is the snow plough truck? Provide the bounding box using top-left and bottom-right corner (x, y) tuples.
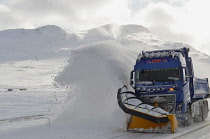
(117, 47), (210, 133)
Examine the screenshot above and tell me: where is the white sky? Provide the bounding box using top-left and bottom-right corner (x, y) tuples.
(0, 0), (210, 54)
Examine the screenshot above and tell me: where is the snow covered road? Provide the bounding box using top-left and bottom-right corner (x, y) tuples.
(1, 24), (210, 138)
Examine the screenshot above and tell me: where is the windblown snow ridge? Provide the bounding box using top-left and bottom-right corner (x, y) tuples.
(54, 40), (135, 130)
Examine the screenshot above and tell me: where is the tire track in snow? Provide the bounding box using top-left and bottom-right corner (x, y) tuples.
(0, 114), (50, 124)
(172, 123), (210, 139)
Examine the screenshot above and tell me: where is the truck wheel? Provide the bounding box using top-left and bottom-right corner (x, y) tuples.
(181, 113), (192, 127)
(182, 119), (191, 127)
(203, 100), (209, 119)
(201, 105), (205, 121)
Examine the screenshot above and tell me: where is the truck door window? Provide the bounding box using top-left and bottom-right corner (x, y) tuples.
(135, 70), (140, 82)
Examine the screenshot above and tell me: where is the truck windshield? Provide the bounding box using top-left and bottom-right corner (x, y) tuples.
(135, 67), (181, 82)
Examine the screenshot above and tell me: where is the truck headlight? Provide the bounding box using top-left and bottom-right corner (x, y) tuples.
(161, 87), (165, 91)
(156, 87), (161, 91)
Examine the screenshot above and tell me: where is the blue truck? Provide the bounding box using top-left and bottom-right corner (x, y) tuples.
(117, 47), (210, 133)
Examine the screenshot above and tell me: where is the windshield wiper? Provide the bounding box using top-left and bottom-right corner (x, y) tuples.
(167, 78), (175, 84)
(145, 77), (155, 85)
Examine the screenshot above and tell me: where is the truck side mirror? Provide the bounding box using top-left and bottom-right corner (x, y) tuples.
(130, 80), (134, 86)
(182, 67), (187, 82)
(130, 70), (134, 87)
(130, 70), (134, 80)
(182, 67), (192, 83)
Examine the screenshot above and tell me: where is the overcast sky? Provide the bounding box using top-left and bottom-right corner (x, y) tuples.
(1, 0), (210, 54)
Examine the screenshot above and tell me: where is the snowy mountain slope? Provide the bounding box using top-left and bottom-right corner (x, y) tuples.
(0, 24), (153, 62)
(1, 24), (210, 138)
(0, 25), (81, 62)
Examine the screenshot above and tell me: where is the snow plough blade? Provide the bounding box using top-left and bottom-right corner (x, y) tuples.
(117, 86), (178, 133)
(128, 114), (177, 133)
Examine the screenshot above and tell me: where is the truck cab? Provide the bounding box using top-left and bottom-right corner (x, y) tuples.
(130, 48), (209, 118)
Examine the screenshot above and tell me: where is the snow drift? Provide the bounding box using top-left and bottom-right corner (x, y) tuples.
(54, 40), (132, 130)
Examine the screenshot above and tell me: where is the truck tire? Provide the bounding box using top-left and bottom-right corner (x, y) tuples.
(201, 105), (205, 121)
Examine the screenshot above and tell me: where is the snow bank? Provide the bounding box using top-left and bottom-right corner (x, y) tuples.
(54, 40), (135, 131)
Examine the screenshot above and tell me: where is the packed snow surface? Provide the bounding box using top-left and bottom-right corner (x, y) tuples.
(1, 24), (210, 138)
